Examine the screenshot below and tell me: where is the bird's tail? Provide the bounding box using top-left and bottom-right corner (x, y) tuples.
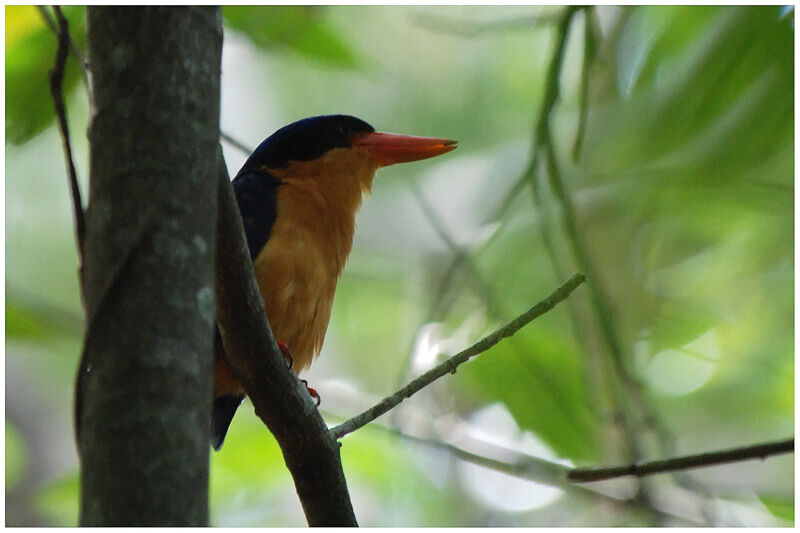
(212, 394), (245, 451)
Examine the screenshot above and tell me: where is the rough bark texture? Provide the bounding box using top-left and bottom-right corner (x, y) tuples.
(214, 153), (358, 526)
(77, 7), (222, 526)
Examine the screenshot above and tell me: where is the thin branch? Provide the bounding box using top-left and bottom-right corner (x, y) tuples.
(47, 6), (86, 268)
(535, 6), (580, 142)
(39, 6), (91, 93)
(569, 438), (794, 482)
(532, 10), (685, 496)
(572, 8), (597, 161)
(525, 7), (585, 288)
(220, 130), (253, 156)
(525, 7), (665, 522)
(533, 5), (650, 420)
(377, 422), (789, 523)
(490, 171), (529, 222)
(393, 427), (573, 481)
(526, 6), (618, 427)
(387, 427), (705, 525)
(529, 5), (653, 457)
(409, 182), (498, 312)
(330, 272), (586, 440)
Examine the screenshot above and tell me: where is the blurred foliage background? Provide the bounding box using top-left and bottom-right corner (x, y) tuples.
(5, 5), (794, 527)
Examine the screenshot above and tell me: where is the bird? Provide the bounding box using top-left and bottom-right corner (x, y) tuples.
(212, 114), (457, 450)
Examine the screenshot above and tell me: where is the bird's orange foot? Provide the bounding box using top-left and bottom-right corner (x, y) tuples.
(275, 340), (319, 406)
(301, 379), (321, 406)
(276, 339), (293, 369)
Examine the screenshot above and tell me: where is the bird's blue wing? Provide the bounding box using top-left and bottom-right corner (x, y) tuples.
(212, 172), (278, 450)
(231, 171), (281, 259)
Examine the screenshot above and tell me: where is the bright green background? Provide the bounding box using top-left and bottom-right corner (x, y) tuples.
(6, 5), (794, 526)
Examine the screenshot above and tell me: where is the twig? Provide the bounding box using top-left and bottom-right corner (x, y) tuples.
(533, 11), (680, 500)
(220, 130), (253, 156)
(529, 4), (649, 454)
(535, 6), (580, 142)
(409, 182), (498, 311)
(525, 7), (664, 522)
(39, 6), (90, 88)
(533, 5), (649, 421)
(330, 272), (586, 440)
(390, 426), (573, 481)
(525, 6), (614, 424)
(569, 438), (794, 482)
(386, 427), (705, 525)
(572, 8), (597, 161)
(357, 421), (788, 523)
(48, 6), (86, 266)
(526, 7), (584, 291)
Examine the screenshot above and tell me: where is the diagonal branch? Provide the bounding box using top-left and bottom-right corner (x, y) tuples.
(47, 5), (86, 267)
(569, 438), (794, 482)
(409, 181), (498, 311)
(220, 130), (253, 156)
(330, 272), (586, 440)
(214, 149), (357, 526)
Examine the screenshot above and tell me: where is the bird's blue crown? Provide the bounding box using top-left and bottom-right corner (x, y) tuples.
(237, 115), (374, 175)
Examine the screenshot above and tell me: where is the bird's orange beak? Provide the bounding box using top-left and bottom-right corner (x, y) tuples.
(354, 132), (457, 167)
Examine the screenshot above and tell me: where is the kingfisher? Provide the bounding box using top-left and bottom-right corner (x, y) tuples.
(213, 115), (457, 449)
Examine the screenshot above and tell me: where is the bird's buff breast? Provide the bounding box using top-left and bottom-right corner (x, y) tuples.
(252, 149), (374, 371)
(252, 199), (353, 372)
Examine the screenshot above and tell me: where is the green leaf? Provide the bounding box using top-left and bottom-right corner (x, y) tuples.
(223, 6), (361, 68)
(5, 6), (85, 144)
(456, 324), (599, 462)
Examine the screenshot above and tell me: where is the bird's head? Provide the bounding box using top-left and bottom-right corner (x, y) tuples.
(236, 115), (456, 194)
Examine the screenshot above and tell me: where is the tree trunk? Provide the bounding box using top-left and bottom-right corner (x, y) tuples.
(76, 6), (222, 526)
